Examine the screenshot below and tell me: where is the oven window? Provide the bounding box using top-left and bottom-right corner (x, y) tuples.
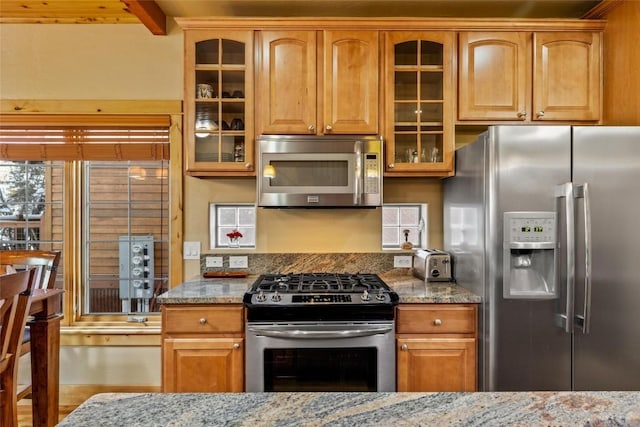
(264, 348), (377, 391)
(269, 161), (349, 187)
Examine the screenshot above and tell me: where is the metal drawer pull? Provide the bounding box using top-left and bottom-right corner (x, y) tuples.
(401, 344), (408, 351)
(199, 318), (207, 325)
(233, 343), (240, 349)
(433, 319), (442, 326)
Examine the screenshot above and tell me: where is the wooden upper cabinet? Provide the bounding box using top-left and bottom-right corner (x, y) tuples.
(458, 31), (601, 122)
(533, 32), (601, 121)
(259, 31), (317, 134)
(258, 30), (379, 135)
(458, 32), (530, 121)
(323, 31), (379, 134)
(383, 31), (455, 177)
(183, 30), (255, 176)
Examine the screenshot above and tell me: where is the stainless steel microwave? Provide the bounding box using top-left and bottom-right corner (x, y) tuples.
(257, 135), (383, 208)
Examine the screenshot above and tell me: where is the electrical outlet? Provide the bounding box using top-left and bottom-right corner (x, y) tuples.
(183, 241), (200, 260)
(205, 256), (223, 267)
(228, 255), (248, 269)
(394, 255), (412, 268)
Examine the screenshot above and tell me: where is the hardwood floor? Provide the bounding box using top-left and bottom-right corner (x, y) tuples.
(17, 404), (75, 426)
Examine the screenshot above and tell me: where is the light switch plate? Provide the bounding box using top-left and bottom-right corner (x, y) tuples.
(394, 255), (412, 268)
(228, 255), (248, 269)
(183, 241), (200, 260)
(205, 256), (223, 267)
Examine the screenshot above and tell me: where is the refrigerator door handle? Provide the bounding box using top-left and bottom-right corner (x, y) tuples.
(555, 182), (575, 333)
(574, 183), (592, 334)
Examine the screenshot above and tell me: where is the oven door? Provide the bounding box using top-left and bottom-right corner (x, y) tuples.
(245, 321), (395, 392)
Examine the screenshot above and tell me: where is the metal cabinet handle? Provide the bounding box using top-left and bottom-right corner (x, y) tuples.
(537, 111), (545, 118)
(517, 111), (527, 119)
(199, 318), (207, 325)
(308, 124), (315, 132)
(401, 344), (408, 351)
(325, 124), (333, 131)
(245, 162), (252, 169)
(433, 319), (442, 326)
(233, 343), (240, 349)
(388, 163), (395, 169)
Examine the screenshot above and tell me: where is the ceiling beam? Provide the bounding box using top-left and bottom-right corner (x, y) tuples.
(121, 0), (167, 35)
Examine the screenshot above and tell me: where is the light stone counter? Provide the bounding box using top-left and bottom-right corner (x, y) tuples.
(157, 274), (481, 305)
(58, 391), (640, 426)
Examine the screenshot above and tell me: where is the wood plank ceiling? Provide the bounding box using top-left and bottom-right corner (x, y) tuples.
(0, 0), (166, 34)
(0, 0), (606, 36)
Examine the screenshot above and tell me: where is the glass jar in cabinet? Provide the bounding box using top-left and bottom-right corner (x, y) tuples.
(383, 32), (455, 177)
(184, 30), (254, 176)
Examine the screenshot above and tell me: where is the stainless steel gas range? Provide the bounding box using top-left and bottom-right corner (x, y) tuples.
(243, 273), (399, 392)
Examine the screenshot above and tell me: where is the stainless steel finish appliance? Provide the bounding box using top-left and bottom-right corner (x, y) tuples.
(244, 273), (399, 392)
(413, 249), (452, 282)
(257, 135), (383, 207)
(444, 125), (640, 391)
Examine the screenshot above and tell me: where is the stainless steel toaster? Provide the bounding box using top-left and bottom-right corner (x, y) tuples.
(413, 249), (452, 282)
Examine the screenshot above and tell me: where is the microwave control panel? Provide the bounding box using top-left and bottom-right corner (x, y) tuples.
(364, 153), (380, 194)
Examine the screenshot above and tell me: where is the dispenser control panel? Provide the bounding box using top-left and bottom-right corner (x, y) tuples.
(505, 212), (556, 243)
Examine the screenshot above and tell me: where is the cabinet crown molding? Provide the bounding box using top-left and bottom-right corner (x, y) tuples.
(175, 17), (606, 32)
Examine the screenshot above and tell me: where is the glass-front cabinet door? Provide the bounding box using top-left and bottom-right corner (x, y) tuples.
(383, 32), (454, 176)
(184, 31), (254, 175)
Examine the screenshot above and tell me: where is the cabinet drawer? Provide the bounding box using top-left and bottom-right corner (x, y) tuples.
(163, 305), (244, 334)
(396, 304), (476, 334)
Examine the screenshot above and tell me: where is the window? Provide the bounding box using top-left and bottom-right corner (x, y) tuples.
(210, 203), (256, 249)
(0, 113), (172, 323)
(0, 160), (65, 288)
(84, 161), (169, 314)
(382, 204), (428, 249)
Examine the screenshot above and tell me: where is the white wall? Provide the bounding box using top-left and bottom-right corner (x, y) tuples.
(2, 22), (184, 388)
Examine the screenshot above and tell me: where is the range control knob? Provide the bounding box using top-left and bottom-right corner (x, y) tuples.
(271, 291), (282, 302)
(375, 290), (386, 301)
(361, 289), (370, 301)
(256, 291), (266, 302)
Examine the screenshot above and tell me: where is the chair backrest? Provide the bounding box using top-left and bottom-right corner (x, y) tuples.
(0, 250), (60, 290)
(0, 269), (34, 427)
(0, 269), (34, 375)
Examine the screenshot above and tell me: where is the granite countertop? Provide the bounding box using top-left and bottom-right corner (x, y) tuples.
(58, 391), (640, 427)
(156, 274), (481, 304)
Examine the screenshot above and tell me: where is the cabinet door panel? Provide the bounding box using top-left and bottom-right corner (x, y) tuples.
(397, 338), (476, 392)
(324, 31), (379, 134)
(163, 338), (243, 392)
(533, 32), (601, 121)
(458, 32), (530, 121)
(259, 31), (317, 134)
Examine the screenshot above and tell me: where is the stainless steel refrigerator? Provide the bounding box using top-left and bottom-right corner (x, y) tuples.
(444, 125), (640, 391)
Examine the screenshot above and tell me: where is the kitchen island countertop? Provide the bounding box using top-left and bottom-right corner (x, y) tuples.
(58, 391), (640, 426)
(156, 274), (481, 304)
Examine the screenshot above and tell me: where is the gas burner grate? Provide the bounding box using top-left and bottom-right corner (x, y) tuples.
(250, 273), (390, 294)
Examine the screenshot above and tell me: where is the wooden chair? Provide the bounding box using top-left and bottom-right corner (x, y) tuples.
(0, 250), (60, 401)
(0, 269), (35, 427)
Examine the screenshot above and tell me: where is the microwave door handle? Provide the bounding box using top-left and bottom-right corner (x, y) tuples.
(354, 154), (362, 205)
(248, 325), (393, 339)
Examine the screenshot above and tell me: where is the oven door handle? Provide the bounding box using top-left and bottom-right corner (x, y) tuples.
(248, 325), (393, 339)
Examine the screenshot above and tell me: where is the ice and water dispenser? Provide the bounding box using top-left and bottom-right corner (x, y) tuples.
(503, 212), (557, 299)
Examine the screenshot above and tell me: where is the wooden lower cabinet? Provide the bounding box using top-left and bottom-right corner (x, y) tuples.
(396, 304), (478, 392)
(161, 304), (244, 392)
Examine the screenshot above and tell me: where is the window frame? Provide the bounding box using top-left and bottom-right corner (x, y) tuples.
(0, 102), (183, 334)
